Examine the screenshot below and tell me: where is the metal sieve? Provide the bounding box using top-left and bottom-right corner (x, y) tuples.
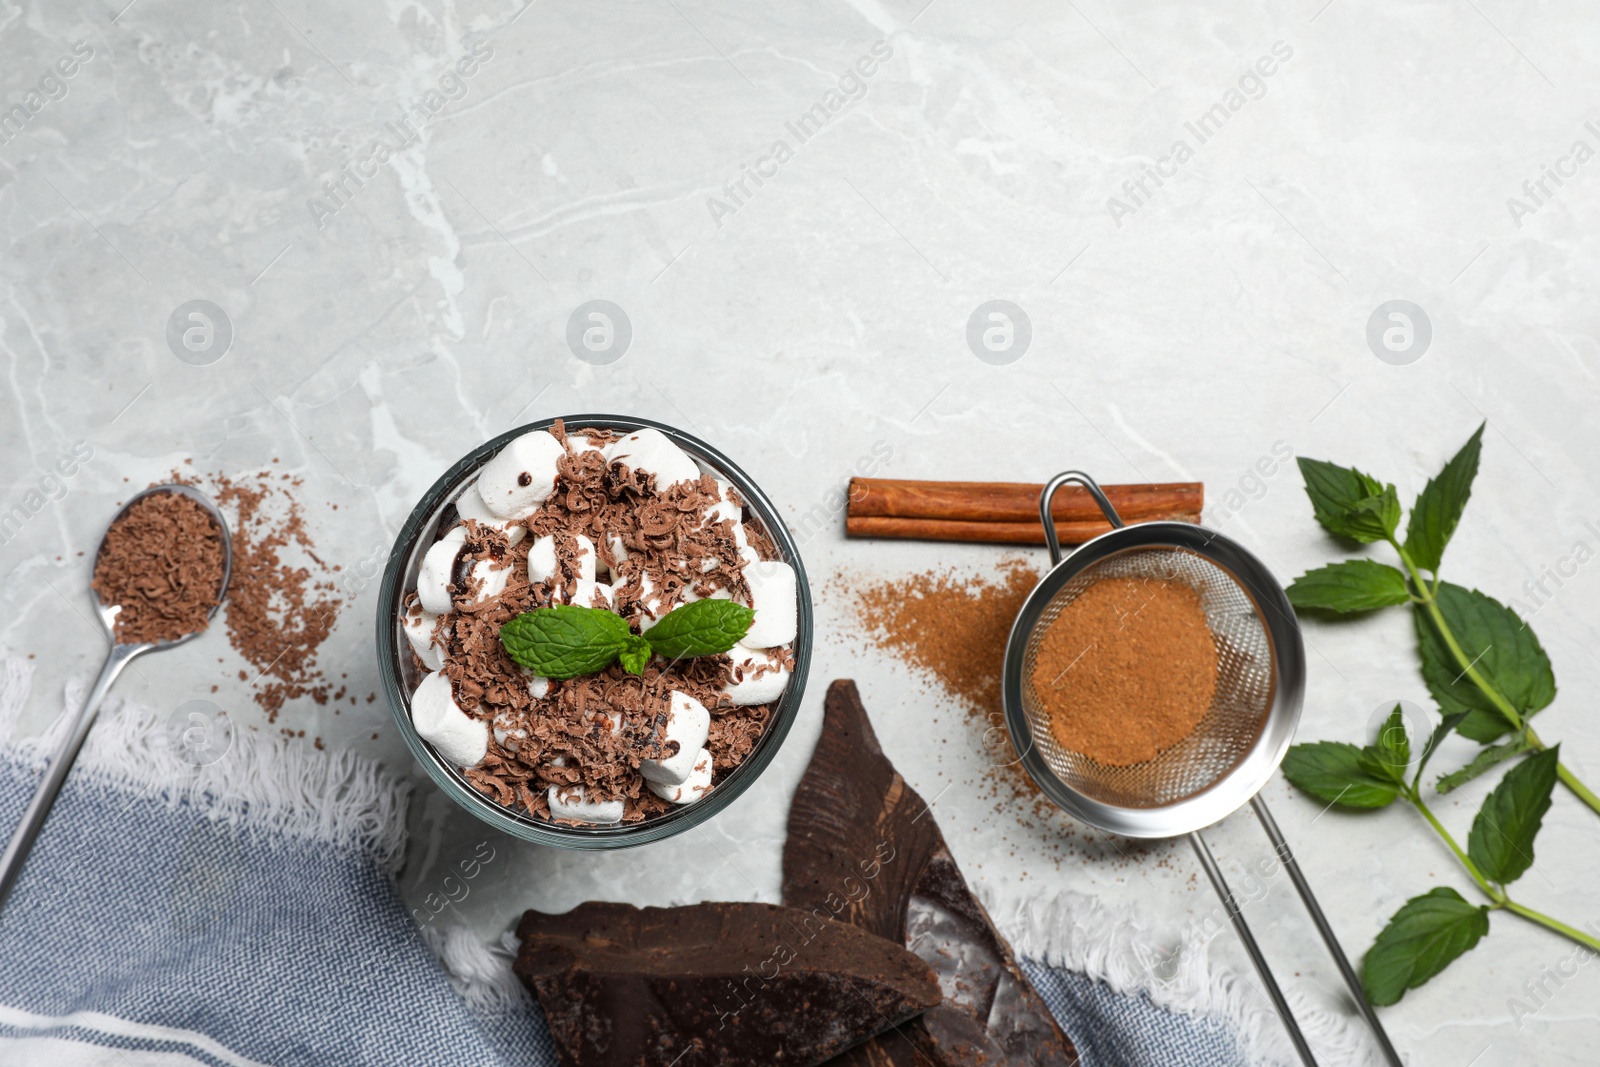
(1002, 472), (1401, 1067)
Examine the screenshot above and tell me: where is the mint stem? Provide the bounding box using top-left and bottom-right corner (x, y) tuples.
(1391, 540), (1600, 819)
(1406, 785), (1600, 953)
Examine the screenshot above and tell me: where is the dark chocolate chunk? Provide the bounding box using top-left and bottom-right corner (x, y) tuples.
(514, 900), (942, 1067)
(783, 680), (1079, 1067)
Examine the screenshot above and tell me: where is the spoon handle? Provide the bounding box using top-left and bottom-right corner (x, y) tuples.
(0, 643), (142, 908)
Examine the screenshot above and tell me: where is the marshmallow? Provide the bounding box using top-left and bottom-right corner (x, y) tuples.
(706, 479), (743, 529)
(640, 691), (712, 785)
(572, 536), (599, 581)
(417, 527), (468, 615)
(403, 607), (446, 671)
(605, 533), (630, 570)
(605, 428), (701, 492)
(525, 672), (551, 700)
(453, 481), (527, 545)
(465, 558), (511, 604)
(672, 551), (727, 575)
(411, 672), (488, 768)
(738, 543), (763, 570)
(724, 644), (791, 705)
(422, 526), (510, 609)
(741, 559), (797, 648)
(564, 433), (602, 454)
(477, 430), (564, 519)
(547, 785), (625, 825)
(527, 536), (557, 584)
(702, 481), (751, 554)
(551, 580), (614, 610)
(492, 713), (530, 752)
(648, 748), (713, 804)
(632, 572), (671, 631)
(527, 534), (597, 585)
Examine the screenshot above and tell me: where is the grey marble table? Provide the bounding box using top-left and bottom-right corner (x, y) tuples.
(3, 2), (1598, 1064)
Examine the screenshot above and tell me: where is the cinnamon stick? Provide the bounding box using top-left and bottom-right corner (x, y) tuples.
(846, 513), (1202, 546)
(847, 477), (1203, 525)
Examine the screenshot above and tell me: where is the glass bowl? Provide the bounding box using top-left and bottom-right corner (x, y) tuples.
(376, 414), (812, 849)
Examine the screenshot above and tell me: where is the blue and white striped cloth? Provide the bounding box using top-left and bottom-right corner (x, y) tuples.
(0, 659), (1245, 1067)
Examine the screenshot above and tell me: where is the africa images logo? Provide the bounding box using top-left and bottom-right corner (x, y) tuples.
(1105, 41), (1295, 229)
(305, 41), (495, 230)
(1504, 117), (1600, 229)
(706, 40), (894, 229)
(0, 40), (95, 145)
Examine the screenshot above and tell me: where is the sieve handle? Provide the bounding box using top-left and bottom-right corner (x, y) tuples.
(1189, 830), (1319, 1067)
(1038, 471), (1125, 566)
(1251, 797), (1404, 1067)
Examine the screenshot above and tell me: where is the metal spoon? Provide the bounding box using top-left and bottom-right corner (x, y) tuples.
(0, 484), (231, 906)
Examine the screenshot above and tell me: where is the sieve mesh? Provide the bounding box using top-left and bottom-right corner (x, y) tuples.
(1018, 546), (1276, 809)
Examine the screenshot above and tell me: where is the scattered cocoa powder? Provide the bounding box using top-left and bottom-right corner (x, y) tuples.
(1028, 577), (1217, 766)
(850, 559), (1042, 801)
(169, 469), (341, 720)
(92, 492), (225, 645)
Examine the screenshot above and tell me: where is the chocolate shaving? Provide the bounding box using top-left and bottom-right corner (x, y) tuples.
(92, 492), (225, 645)
(169, 468), (343, 720)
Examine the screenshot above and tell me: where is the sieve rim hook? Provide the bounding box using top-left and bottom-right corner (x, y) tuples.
(1039, 470), (1125, 565)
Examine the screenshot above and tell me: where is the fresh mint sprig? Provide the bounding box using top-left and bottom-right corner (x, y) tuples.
(1284, 711), (1585, 1005)
(1279, 424), (1600, 1004)
(499, 598), (754, 679)
(1284, 422), (1589, 803)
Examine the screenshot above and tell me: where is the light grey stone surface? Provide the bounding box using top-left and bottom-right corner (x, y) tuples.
(2, 2), (1598, 1064)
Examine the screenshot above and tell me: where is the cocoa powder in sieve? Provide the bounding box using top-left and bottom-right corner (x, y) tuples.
(92, 492), (225, 645)
(1028, 577), (1217, 766)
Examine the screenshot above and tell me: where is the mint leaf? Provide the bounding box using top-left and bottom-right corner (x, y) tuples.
(1350, 488), (1403, 542)
(1281, 741), (1402, 809)
(497, 598), (756, 680)
(1288, 560), (1411, 614)
(1414, 711), (1468, 789)
(1437, 736), (1533, 794)
(500, 605), (631, 679)
(1298, 457), (1401, 544)
(1415, 583), (1555, 742)
(1403, 423), (1484, 575)
(618, 633), (652, 675)
(1363, 887), (1490, 1006)
(1366, 705), (1411, 785)
(645, 598), (755, 660)
(1466, 746), (1558, 885)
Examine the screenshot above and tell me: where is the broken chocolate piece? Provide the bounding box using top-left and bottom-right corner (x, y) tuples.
(515, 900), (942, 1067)
(783, 680), (1078, 1067)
